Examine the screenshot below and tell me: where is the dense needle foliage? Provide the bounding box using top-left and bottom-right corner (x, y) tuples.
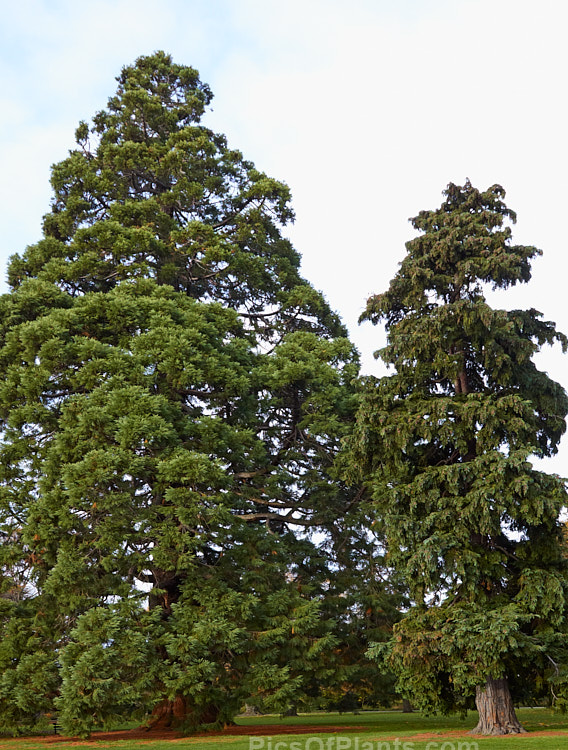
(0, 53), (379, 736)
(348, 181), (568, 717)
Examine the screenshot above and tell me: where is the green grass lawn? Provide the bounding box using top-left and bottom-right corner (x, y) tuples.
(1, 709), (568, 750)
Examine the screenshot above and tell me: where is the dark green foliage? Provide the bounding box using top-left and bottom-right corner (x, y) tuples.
(348, 181), (568, 713)
(315, 522), (406, 711)
(0, 53), (370, 736)
(0, 597), (60, 735)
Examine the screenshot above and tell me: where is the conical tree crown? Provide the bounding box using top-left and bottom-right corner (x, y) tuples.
(9, 52), (340, 338)
(0, 53), (363, 735)
(364, 181), (533, 326)
(360, 180), (567, 455)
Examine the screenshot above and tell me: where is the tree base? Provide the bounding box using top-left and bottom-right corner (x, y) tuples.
(469, 678), (527, 735)
(145, 698), (222, 731)
(281, 706), (298, 717)
(242, 704), (263, 716)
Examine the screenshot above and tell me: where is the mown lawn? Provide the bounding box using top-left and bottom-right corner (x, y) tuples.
(1, 709), (568, 750)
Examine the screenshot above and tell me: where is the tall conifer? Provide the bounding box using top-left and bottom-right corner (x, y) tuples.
(0, 53), (360, 735)
(349, 181), (568, 735)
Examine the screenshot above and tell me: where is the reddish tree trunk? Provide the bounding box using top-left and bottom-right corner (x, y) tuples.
(470, 677), (526, 735)
(145, 697), (221, 730)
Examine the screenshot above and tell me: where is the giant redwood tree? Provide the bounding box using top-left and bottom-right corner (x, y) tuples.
(348, 181), (568, 734)
(0, 53), (362, 735)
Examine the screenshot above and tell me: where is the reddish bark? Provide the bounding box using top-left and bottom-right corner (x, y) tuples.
(470, 677), (526, 735)
(145, 697), (221, 731)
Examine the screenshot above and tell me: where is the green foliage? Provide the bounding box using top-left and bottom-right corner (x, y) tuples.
(56, 602), (164, 736)
(0, 52), (374, 735)
(0, 597), (60, 735)
(347, 181), (568, 712)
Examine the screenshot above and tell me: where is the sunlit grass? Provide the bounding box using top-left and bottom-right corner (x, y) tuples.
(1, 708), (568, 750)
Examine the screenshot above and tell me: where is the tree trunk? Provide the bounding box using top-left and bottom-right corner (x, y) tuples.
(242, 704), (263, 716)
(146, 696), (191, 730)
(401, 698), (414, 713)
(145, 697), (221, 730)
(470, 677), (526, 735)
(282, 705), (298, 716)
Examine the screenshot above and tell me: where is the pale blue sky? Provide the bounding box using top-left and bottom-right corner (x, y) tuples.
(1, 0), (567, 473)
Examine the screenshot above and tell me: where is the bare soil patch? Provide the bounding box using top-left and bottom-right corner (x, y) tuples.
(0, 726), (365, 746)
(1, 725), (568, 746)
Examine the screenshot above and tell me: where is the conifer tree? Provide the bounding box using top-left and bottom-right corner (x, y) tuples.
(348, 181), (568, 735)
(0, 52), (361, 735)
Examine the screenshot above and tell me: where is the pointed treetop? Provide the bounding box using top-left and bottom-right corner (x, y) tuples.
(362, 180), (539, 328)
(92, 51), (213, 141)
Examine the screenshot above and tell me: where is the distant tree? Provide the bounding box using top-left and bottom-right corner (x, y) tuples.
(317, 520), (406, 711)
(0, 52), (362, 736)
(347, 181), (568, 735)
